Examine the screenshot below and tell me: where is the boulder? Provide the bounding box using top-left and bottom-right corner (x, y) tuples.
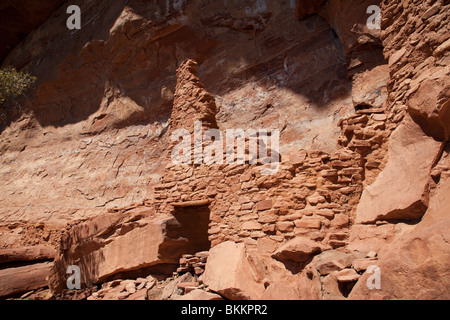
(174, 289), (223, 300)
(271, 237), (326, 263)
(355, 115), (440, 223)
(306, 193), (326, 205)
(351, 64), (389, 109)
(202, 241), (266, 300)
(317, 0), (383, 54)
(0, 262), (53, 298)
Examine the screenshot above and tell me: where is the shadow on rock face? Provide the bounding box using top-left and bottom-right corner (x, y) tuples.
(0, 0), (370, 134)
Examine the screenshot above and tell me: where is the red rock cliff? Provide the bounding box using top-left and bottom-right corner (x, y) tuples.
(0, 0), (449, 300)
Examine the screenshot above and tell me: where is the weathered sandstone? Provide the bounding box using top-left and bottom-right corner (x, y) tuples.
(0, 0), (449, 300)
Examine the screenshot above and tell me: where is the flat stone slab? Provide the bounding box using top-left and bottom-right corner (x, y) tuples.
(0, 262), (53, 298)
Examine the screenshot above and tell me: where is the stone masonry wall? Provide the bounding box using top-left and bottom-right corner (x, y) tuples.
(151, 57), (391, 252)
(153, 147), (364, 250)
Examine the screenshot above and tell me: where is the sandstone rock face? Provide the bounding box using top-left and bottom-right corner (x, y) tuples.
(316, 0), (383, 54)
(351, 64), (389, 109)
(350, 171), (450, 299)
(346, 0), (450, 299)
(261, 283), (302, 300)
(0, 245), (56, 298)
(202, 241), (266, 300)
(0, 245), (55, 264)
(170, 59), (218, 134)
(355, 114), (441, 223)
(49, 206), (195, 291)
(0, 0), (64, 61)
(175, 289), (222, 301)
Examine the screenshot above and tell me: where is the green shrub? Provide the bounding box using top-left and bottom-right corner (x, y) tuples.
(0, 66), (37, 105)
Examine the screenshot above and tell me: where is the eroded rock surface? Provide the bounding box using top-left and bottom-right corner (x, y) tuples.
(0, 0), (449, 300)
(355, 114), (441, 224)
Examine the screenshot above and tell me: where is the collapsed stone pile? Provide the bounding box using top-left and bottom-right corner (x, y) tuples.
(176, 251), (209, 276)
(152, 57), (370, 257)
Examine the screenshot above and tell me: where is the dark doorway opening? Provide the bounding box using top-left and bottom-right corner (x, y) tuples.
(165, 205), (211, 255)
